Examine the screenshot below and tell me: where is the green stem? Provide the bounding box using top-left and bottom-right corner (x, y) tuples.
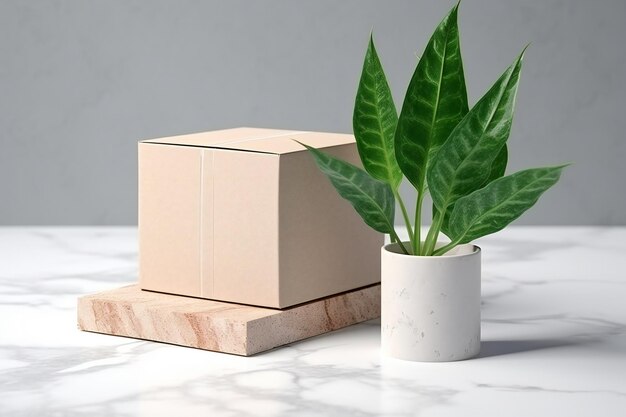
(422, 211), (443, 255)
(393, 190), (414, 252)
(413, 192), (425, 255)
(432, 239), (460, 256)
(389, 229), (409, 255)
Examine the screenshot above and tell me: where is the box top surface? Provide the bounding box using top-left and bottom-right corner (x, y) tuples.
(141, 127), (355, 155)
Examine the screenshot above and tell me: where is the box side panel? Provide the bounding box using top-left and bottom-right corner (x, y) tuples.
(199, 148), (216, 299)
(139, 143), (201, 296)
(278, 143), (384, 307)
(212, 151), (280, 307)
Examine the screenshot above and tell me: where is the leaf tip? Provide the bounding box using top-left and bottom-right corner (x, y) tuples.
(368, 30), (377, 52)
(292, 139), (311, 151)
(453, 0), (462, 14)
(519, 43), (531, 61)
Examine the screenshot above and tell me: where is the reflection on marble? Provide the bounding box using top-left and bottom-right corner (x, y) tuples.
(0, 227), (625, 416)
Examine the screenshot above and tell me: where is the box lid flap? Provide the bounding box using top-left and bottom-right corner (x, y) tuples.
(141, 128), (355, 154)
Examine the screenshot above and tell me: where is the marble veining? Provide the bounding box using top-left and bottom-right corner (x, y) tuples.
(0, 226), (625, 416)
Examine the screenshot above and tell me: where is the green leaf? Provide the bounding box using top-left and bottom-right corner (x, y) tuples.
(297, 141), (396, 234)
(428, 49), (525, 214)
(485, 145), (508, 185)
(439, 145), (508, 239)
(395, 3), (468, 192)
(438, 205), (454, 238)
(448, 165), (567, 244)
(353, 35), (402, 189)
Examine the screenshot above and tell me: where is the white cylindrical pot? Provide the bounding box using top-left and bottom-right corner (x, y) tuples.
(381, 242), (481, 362)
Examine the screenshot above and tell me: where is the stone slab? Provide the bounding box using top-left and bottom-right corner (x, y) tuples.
(77, 284), (380, 356)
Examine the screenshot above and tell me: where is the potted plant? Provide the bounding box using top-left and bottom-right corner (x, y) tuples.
(298, 3), (567, 362)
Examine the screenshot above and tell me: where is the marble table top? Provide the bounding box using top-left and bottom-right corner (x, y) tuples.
(1, 226), (625, 416)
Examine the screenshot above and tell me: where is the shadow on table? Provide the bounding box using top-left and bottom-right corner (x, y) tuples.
(478, 339), (582, 358)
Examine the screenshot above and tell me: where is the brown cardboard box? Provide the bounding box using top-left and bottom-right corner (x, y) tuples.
(138, 128), (383, 308)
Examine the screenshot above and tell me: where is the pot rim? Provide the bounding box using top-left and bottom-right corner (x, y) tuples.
(382, 241), (481, 259)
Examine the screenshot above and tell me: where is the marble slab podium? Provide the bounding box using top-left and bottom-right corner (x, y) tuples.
(77, 284), (381, 356)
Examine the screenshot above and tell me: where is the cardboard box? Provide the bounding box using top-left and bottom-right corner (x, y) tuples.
(138, 128), (383, 308)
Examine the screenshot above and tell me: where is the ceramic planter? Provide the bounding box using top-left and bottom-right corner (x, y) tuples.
(381, 242), (481, 362)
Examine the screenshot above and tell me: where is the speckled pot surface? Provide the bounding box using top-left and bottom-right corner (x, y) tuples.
(381, 242), (481, 362)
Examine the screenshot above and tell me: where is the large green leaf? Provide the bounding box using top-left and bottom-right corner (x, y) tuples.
(439, 143), (509, 237)
(428, 50), (525, 214)
(485, 145), (508, 185)
(353, 35), (402, 189)
(448, 165), (566, 244)
(297, 141), (396, 234)
(395, 3), (468, 191)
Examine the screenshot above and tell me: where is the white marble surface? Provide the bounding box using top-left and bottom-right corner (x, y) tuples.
(1, 227), (625, 416)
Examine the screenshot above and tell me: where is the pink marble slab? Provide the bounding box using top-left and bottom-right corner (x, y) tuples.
(77, 284), (380, 356)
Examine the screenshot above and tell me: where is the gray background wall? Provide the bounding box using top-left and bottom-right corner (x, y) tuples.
(1, 0), (624, 225)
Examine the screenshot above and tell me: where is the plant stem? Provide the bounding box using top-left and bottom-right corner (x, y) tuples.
(432, 240), (460, 256)
(422, 211), (443, 255)
(393, 190), (414, 251)
(413, 191), (425, 255)
(389, 229), (409, 255)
